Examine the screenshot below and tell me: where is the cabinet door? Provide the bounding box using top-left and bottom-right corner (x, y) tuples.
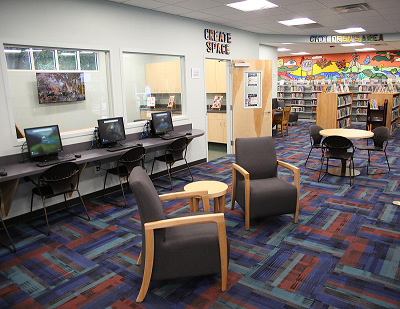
(207, 113), (226, 143)
(206, 59), (217, 93)
(145, 63), (157, 93)
(165, 61), (181, 93)
(215, 61), (226, 93)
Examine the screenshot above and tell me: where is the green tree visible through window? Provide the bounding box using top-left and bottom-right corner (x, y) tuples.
(33, 49), (56, 70)
(57, 50), (77, 70)
(80, 51), (97, 70)
(4, 47), (31, 70)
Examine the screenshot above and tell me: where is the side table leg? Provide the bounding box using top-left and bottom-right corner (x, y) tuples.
(218, 195), (226, 213)
(213, 198), (219, 213)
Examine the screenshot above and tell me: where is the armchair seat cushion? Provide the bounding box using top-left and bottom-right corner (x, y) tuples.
(289, 112), (298, 123)
(236, 178), (297, 220)
(151, 221), (223, 281)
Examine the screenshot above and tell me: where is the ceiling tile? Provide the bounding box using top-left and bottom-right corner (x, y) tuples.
(280, 1), (327, 13)
(199, 5), (241, 16)
(252, 7), (294, 17)
(315, 0), (364, 8)
(123, 0), (167, 9)
(155, 0), (187, 4)
(173, 0), (221, 10)
(153, 5), (193, 14)
(369, 0), (400, 9)
(180, 11), (215, 19)
(375, 7), (400, 16)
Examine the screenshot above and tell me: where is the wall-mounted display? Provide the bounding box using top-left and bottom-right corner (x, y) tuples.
(36, 72), (85, 104)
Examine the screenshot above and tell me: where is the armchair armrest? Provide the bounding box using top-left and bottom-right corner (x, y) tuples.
(137, 213), (228, 302)
(277, 160), (300, 223)
(231, 163), (250, 229)
(159, 190), (210, 212)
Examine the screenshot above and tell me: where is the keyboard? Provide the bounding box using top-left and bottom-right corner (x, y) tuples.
(161, 132), (185, 140)
(36, 155), (76, 167)
(106, 143), (137, 152)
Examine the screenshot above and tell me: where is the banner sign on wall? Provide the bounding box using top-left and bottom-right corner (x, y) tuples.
(205, 29), (231, 55)
(310, 34), (383, 43)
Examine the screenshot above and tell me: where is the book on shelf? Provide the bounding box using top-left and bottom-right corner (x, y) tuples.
(369, 99), (378, 109)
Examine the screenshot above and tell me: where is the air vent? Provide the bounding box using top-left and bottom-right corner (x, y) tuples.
(294, 23), (324, 30)
(333, 3), (372, 14)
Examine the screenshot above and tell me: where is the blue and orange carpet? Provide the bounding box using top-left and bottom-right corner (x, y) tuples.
(0, 121), (399, 308)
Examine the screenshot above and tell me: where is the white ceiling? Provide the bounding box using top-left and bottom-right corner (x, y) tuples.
(107, 0), (400, 56)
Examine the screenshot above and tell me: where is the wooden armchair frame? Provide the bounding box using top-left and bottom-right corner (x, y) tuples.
(136, 190), (228, 302)
(231, 160), (300, 230)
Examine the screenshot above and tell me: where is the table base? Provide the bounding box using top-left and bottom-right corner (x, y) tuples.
(327, 167), (360, 177)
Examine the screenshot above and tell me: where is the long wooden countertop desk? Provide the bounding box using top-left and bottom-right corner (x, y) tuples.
(0, 128), (204, 218)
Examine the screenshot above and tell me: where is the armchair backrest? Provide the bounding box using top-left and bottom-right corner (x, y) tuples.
(277, 100), (285, 109)
(235, 136), (277, 179)
(372, 126), (390, 148)
(129, 166), (165, 226)
(39, 162), (79, 195)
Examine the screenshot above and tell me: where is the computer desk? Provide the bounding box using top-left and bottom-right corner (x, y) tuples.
(0, 128), (204, 218)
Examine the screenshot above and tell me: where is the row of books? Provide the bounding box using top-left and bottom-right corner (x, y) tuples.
(338, 95), (352, 107)
(392, 109), (399, 121)
(356, 108), (367, 115)
(291, 86), (304, 92)
(357, 101), (368, 107)
(337, 106), (351, 119)
(337, 117), (351, 128)
(358, 85), (374, 92)
(291, 93), (303, 98)
(290, 100), (305, 105)
(357, 93), (369, 100)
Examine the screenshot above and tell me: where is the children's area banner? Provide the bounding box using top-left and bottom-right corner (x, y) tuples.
(278, 50), (400, 82)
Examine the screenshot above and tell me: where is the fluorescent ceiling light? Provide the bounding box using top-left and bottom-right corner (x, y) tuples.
(341, 43), (364, 47)
(290, 52), (310, 55)
(278, 18), (316, 26)
(226, 0), (278, 12)
(334, 27), (365, 34)
(4, 49), (22, 53)
(355, 47), (376, 51)
(60, 52), (76, 56)
(281, 42), (293, 45)
(277, 48), (290, 51)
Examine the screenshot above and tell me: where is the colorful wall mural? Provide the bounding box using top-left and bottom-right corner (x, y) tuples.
(278, 50), (400, 82)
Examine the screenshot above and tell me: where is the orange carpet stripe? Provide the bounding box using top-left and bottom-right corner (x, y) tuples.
(360, 226), (400, 240)
(66, 226), (118, 249)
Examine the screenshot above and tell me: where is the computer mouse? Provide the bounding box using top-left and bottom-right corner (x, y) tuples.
(75, 154), (81, 158)
(0, 171), (7, 176)
(137, 143), (143, 146)
(186, 132), (192, 135)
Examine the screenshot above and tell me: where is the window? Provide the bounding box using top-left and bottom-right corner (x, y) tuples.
(3, 45), (110, 138)
(122, 52), (183, 123)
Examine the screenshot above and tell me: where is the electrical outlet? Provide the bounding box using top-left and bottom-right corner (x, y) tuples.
(110, 162), (115, 169)
(94, 166), (100, 174)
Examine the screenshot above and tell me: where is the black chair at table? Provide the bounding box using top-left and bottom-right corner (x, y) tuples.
(356, 126), (391, 175)
(305, 125), (324, 169)
(150, 137), (193, 190)
(103, 146), (146, 208)
(231, 136), (300, 230)
(30, 162), (90, 236)
(0, 196), (16, 252)
(318, 136), (355, 185)
(129, 166), (229, 302)
(366, 99), (387, 131)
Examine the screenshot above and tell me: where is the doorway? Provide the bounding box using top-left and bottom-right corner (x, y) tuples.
(205, 58), (230, 161)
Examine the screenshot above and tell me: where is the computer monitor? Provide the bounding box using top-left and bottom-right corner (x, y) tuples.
(24, 125), (63, 159)
(151, 111), (173, 136)
(97, 117), (126, 146)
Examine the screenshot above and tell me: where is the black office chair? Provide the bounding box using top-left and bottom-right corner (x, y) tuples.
(0, 196), (16, 252)
(150, 137), (193, 190)
(356, 126), (390, 175)
(318, 136), (355, 185)
(103, 146), (146, 207)
(305, 125), (324, 169)
(30, 162), (90, 236)
(129, 166), (229, 302)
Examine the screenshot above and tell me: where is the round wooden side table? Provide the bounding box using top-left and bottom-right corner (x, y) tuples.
(184, 180), (228, 213)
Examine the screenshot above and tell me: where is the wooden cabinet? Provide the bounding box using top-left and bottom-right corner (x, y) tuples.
(206, 59), (226, 93)
(316, 92), (352, 129)
(140, 109), (182, 120)
(145, 61), (181, 93)
(207, 112), (226, 143)
(368, 92), (400, 133)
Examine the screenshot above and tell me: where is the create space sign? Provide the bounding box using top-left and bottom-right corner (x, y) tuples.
(204, 29), (231, 55)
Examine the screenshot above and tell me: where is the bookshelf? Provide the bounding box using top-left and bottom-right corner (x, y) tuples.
(316, 92), (353, 129)
(368, 92), (400, 133)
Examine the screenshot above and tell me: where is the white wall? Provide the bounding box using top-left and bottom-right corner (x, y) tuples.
(0, 0), (264, 218)
(259, 44), (278, 99)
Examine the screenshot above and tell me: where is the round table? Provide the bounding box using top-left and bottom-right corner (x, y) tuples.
(319, 128), (374, 177)
(184, 181), (228, 213)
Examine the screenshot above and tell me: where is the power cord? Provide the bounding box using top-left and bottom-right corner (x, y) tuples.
(19, 142), (30, 163)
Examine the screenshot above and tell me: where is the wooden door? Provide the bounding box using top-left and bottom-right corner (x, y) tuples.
(232, 60), (272, 147)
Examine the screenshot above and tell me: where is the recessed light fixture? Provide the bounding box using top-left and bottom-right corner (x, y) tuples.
(278, 18), (316, 26)
(354, 47), (376, 51)
(277, 48), (291, 51)
(281, 43), (293, 45)
(334, 27), (365, 34)
(226, 0), (278, 12)
(341, 43), (364, 47)
(290, 52), (310, 55)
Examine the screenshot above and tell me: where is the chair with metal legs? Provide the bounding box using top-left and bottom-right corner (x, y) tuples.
(151, 137), (193, 190)
(103, 146), (146, 207)
(30, 162), (90, 236)
(0, 196), (16, 252)
(305, 125), (324, 169)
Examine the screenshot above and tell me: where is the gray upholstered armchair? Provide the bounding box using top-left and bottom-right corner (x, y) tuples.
(129, 166), (229, 302)
(231, 137), (300, 230)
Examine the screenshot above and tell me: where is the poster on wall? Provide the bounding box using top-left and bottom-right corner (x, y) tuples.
(147, 96), (155, 107)
(244, 71), (262, 109)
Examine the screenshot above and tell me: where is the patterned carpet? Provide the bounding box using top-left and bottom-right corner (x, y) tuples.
(1, 121), (400, 309)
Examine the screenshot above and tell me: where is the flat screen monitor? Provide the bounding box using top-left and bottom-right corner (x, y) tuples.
(151, 111), (173, 136)
(97, 117), (126, 146)
(24, 125), (63, 159)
